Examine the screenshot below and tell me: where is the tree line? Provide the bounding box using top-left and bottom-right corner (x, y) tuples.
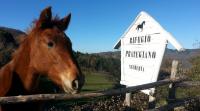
(74, 51), (121, 82)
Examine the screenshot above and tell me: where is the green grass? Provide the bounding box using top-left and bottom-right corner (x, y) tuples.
(49, 71), (116, 107)
(81, 71), (115, 92)
(37, 71), (115, 93)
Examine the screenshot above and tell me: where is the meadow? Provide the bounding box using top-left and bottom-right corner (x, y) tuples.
(82, 71), (115, 92)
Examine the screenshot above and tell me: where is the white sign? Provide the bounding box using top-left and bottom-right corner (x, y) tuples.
(114, 11), (184, 95)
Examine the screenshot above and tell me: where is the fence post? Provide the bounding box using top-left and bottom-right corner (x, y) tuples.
(148, 90), (156, 109)
(124, 86), (131, 107)
(167, 60), (178, 107)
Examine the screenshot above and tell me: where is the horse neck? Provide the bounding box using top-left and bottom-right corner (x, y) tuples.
(12, 36), (36, 91)
(142, 22), (145, 25)
(13, 37), (31, 70)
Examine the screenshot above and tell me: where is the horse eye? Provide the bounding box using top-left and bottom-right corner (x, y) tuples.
(47, 42), (54, 48)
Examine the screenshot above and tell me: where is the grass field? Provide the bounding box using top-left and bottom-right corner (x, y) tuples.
(38, 70), (115, 93)
(49, 71), (116, 107)
(82, 71), (115, 92)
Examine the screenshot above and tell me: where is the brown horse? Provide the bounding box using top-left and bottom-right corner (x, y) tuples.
(0, 7), (84, 111)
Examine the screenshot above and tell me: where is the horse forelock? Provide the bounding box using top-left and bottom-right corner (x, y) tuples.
(30, 15), (62, 32)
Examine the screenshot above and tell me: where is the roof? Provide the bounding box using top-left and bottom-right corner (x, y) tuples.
(113, 11), (185, 52)
(113, 11), (147, 49)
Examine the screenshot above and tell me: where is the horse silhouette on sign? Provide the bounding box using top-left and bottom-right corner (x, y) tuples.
(136, 21), (145, 31)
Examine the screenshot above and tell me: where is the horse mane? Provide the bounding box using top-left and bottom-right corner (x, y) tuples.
(29, 15), (62, 33)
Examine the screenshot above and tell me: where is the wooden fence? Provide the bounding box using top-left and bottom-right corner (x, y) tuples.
(0, 60), (199, 110)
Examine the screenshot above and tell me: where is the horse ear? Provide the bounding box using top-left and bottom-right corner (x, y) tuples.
(38, 6), (52, 28)
(57, 13), (71, 31)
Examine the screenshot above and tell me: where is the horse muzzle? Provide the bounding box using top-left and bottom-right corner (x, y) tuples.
(61, 74), (85, 94)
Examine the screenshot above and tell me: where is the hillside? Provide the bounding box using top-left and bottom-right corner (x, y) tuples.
(0, 27), (26, 67)
(96, 49), (200, 60)
(0, 26), (26, 45)
(1, 26), (200, 70)
(1, 26), (200, 75)
(96, 49), (200, 69)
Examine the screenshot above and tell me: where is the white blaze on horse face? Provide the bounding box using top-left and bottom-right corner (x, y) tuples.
(60, 73), (73, 93)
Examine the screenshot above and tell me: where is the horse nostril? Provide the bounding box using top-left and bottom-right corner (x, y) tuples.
(72, 79), (79, 90)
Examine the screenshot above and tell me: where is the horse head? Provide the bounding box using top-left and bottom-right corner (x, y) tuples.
(27, 7), (84, 94)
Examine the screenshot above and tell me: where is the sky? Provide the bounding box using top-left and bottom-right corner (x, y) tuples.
(0, 0), (199, 53)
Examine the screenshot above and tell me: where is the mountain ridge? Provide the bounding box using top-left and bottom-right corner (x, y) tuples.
(1, 26), (199, 69)
(94, 49), (200, 69)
